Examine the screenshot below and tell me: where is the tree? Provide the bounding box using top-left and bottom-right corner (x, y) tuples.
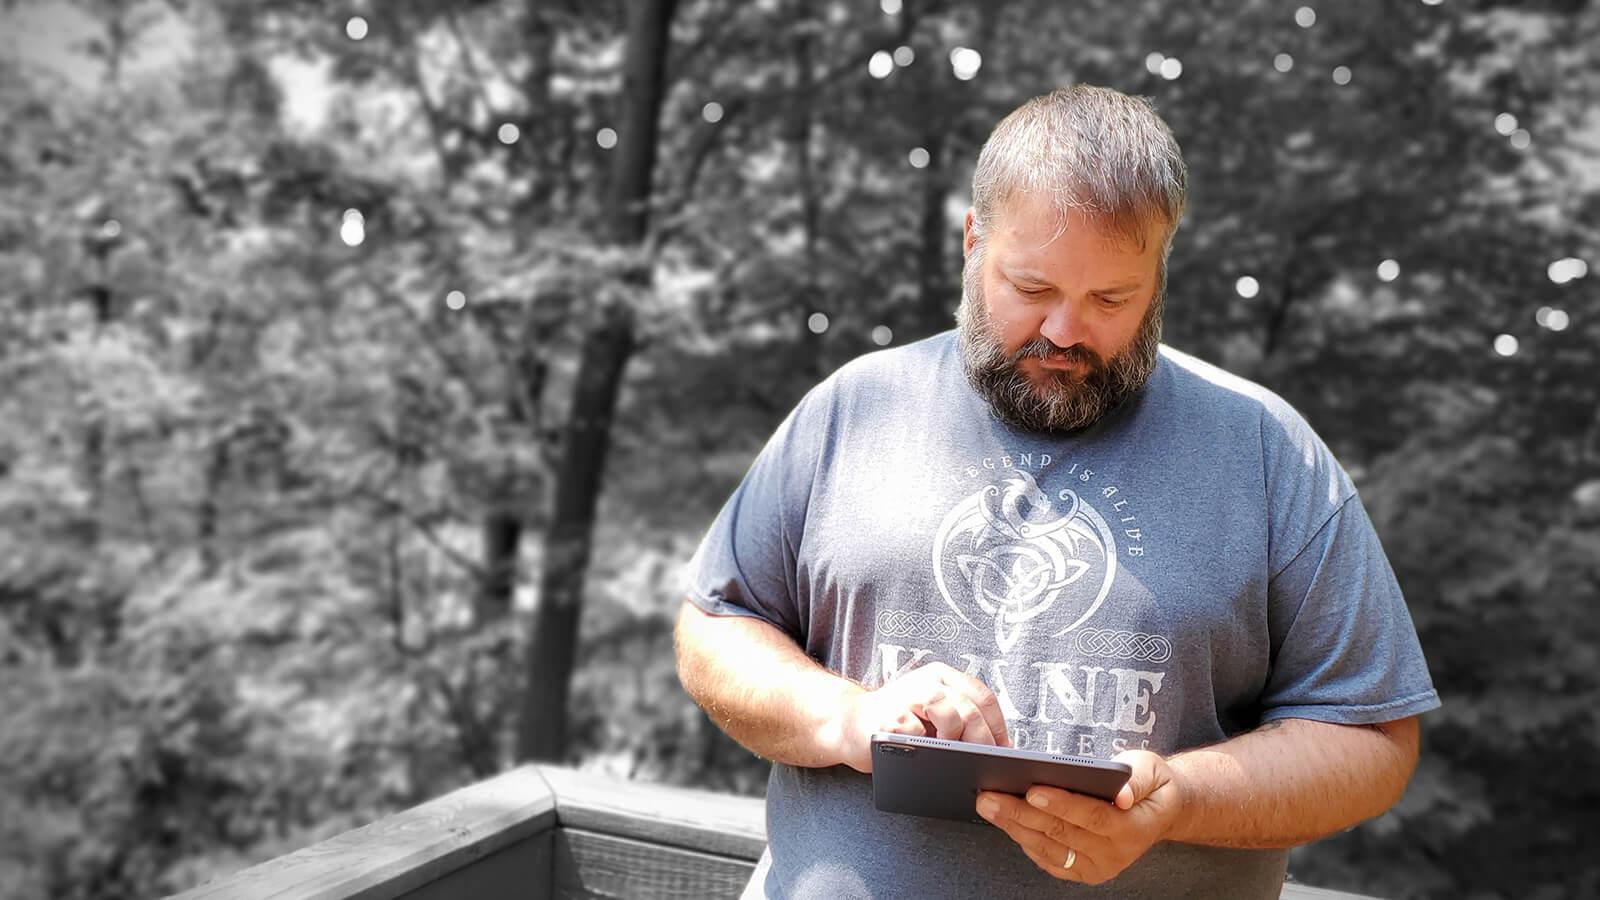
(3, 0), (1597, 896)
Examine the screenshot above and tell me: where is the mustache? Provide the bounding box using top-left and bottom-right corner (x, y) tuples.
(1012, 339), (1105, 368)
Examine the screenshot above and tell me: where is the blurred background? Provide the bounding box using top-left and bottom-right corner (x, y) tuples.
(1, 0), (1597, 898)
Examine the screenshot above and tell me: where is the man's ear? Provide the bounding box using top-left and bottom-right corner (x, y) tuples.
(962, 207), (977, 259)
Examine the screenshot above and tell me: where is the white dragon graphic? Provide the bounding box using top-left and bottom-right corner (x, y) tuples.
(932, 470), (1116, 653)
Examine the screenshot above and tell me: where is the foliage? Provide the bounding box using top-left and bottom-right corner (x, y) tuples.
(0, 0), (1596, 897)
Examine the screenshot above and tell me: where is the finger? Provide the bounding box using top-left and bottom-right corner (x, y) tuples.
(978, 795), (1088, 882)
(904, 690), (947, 737)
(880, 710), (927, 736)
(979, 791), (1082, 842)
(1025, 786), (1118, 839)
(946, 692), (998, 745)
(1111, 750), (1167, 810)
(937, 670), (1011, 747)
(978, 791), (1101, 855)
(1019, 841), (1088, 883)
(977, 794), (1064, 858)
(915, 695), (974, 741)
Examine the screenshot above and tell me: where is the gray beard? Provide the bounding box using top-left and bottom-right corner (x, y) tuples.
(957, 251), (1163, 435)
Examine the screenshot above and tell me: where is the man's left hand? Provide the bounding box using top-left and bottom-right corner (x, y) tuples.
(975, 750), (1185, 884)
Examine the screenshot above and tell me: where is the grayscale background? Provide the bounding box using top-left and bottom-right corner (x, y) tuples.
(1, 1), (1596, 897)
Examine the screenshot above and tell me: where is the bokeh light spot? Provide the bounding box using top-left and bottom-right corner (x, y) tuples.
(1295, 6), (1316, 27)
(702, 101), (724, 123)
(497, 123), (519, 144)
(1159, 57), (1183, 80)
(893, 45), (915, 67)
(1535, 306), (1552, 327)
(340, 213), (364, 247)
(1377, 259), (1400, 282)
(872, 325), (894, 346)
(346, 16), (368, 41)
(1236, 276), (1260, 299)
(880, 0), (902, 14)
(1509, 128), (1531, 149)
(1548, 257), (1588, 284)
(596, 127), (618, 149)
(1547, 309), (1570, 331)
(869, 50), (894, 79)
(1145, 52), (1165, 75)
(1494, 113), (1518, 136)
(100, 219), (122, 239)
(908, 147), (930, 169)
(808, 312), (830, 334)
(1274, 53), (1294, 73)
(1332, 66), (1352, 85)
(950, 47), (982, 80)
(1493, 334), (1519, 357)
(445, 290), (466, 311)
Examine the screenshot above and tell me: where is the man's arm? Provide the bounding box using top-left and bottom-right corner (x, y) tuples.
(674, 600), (862, 769)
(976, 716), (1421, 884)
(1162, 715), (1419, 848)
(674, 600), (1009, 773)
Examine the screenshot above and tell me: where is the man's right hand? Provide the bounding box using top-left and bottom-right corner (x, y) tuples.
(825, 662), (1010, 773)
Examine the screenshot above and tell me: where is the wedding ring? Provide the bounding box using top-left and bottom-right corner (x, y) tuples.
(1062, 847), (1076, 870)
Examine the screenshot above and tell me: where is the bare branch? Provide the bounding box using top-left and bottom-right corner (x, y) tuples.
(344, 480), (488, 581)
(444, 8), (506, 121)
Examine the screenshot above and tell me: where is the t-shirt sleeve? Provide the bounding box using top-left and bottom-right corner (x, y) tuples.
(680, 383), (831, 643)
(1260, 492), (1441, 724)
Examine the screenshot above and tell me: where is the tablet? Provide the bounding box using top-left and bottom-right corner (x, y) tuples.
(870, 732), (1133, 824)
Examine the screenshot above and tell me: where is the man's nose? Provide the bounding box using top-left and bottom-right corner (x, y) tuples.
(1039, 299), (1087, 348)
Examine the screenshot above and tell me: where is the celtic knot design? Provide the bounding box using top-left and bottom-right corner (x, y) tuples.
(877, 610), (961, 643)
(1074, 629), (1172, 663)
(933, 470), (1118, 653)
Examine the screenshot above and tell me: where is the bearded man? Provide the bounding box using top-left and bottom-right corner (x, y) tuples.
(674, 85), (1439, 899)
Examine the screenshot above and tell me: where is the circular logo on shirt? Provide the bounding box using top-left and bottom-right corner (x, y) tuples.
(932, 469), (1117, 653)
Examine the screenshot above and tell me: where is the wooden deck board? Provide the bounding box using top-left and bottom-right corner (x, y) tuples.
(169, 766), (557, 900)
(553, 827), (756, 900)
(396, 832), (552, 900)
(166, 763), (1388, 900)
(540, 766), (766, 861)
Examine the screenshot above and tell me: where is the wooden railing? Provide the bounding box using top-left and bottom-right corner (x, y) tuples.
(168, 765), (1378, 899)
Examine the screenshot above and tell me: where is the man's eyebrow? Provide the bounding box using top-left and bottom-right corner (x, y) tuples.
(999, 264), (1051, 282)
(1000, 265), (1142, 293)
(1094, 280), (1142, 294)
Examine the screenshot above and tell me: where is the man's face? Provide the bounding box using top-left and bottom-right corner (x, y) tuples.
(957, 194), (1167, 433)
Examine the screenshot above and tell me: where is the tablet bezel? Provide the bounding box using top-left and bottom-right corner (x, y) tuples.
(869, 732), (1133, 824)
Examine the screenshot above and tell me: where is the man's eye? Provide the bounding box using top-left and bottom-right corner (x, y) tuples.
(1096, 294), (1130, 307)
(1014, 284), (1048, 295)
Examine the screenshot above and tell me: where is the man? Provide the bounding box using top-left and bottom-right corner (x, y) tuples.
(675, 85), (1439, 899)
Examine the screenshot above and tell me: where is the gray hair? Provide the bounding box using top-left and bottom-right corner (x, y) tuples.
(969, 85), (1187, 255)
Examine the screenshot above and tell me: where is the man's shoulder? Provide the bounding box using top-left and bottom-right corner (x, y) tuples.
(1155, 345), (1308, 432)
(1154, 346), (1352, 504)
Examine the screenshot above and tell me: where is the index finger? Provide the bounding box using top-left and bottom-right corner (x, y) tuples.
(935, 668), (1010, 747)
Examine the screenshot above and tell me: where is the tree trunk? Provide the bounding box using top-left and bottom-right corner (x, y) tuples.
(518, 0), (678, 763)
(198, 437), (230, 576)
(476, 508), (521, 623)
(790, 19), (826, 376)
(917, 132), (946, 322)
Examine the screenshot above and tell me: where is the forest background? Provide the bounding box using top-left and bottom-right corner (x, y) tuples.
(1, 1), (1597, 898)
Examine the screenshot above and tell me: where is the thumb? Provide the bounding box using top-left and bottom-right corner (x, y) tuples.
(1111, 749), (1165, 810)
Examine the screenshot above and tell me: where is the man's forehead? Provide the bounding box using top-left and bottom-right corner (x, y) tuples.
(993, 227), (1159, 278)
(993, 200), (1164, 258)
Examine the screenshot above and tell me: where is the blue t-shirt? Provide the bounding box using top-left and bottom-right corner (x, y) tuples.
(686, 331), (1439, 899)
